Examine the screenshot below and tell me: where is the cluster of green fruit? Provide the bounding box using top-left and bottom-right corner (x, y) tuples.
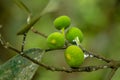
(47, 15), (84, 68)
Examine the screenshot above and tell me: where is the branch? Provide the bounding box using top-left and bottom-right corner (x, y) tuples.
(31, 27), (48, 38)
(79, 45), (111, 63)
(14, 53), (120, 73)
(0, 34), (20, 53)
(0, 44), (117, 73)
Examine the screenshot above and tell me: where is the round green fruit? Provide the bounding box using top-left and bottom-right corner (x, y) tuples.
(47, 32), (65, 49)
(64, 45), (84, 68)
(53, 15), (71, 30)
(66, 27), (83, 44)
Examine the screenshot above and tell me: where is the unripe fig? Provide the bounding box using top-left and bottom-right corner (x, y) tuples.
(64, 45), (84, 68)
(47, 32), (65, 49)
(66, 27), (83, 44)
(53, 15), (71, 30)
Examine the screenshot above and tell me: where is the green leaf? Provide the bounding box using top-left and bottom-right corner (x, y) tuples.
(0, 48), (45, 80)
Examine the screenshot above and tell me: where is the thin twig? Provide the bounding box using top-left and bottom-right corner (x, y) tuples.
(7, 46), (21, 53)
(0, 35), (20, 53)
(108, 68), (118, 80)
(31, 28), (48, 38)
(84, 50), (111, 63)
(79, 45), (111, 63)
(21, 33), (27, 53)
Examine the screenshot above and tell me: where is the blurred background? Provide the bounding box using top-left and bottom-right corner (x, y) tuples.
(0, 0), (120, 80)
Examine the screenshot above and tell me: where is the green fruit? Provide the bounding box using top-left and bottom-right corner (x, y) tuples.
(66, 27), (83, 44)
(53, 15), (71, 30)
(64, 45), (84, 68)
(47, 32), (65, 49)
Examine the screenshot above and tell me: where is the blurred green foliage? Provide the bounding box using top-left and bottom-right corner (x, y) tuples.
(0, 0), (120, 80)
